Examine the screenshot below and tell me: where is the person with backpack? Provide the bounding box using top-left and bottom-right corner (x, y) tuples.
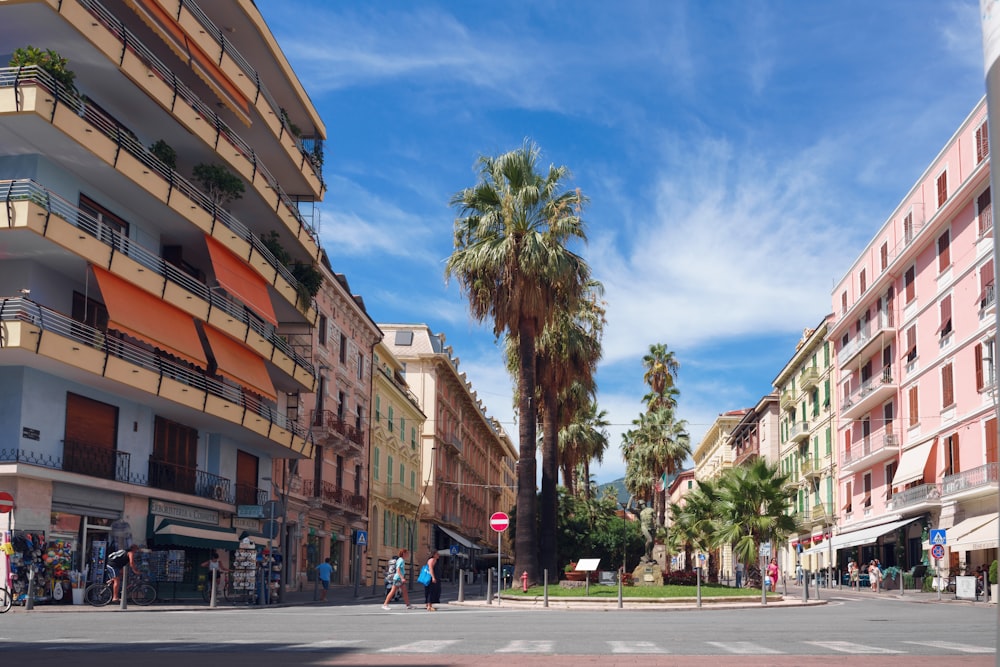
(382, 548), (411, 610)
(111, 544), (140, 602)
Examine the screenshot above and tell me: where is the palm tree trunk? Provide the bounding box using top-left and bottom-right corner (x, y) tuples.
(515, 322), (540, 584)
(540, 386), (559, 579)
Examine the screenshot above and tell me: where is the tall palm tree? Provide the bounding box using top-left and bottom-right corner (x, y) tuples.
(666, 479), (718, 571)
(642, 343), (680, 410)
(559, 399), (609, 497)
(447, 140), (588, 584)
(622, 406), (690, 521)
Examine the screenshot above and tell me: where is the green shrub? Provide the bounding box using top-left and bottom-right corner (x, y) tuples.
(193, 163), (244, 207)
(990, 559), (998, 585)
(10, 46), (76, 93)
(149, 140), (177, 171)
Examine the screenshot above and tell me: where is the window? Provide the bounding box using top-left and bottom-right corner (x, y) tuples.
(945, 433), (960, 475)
(937, 295), (952, 338)
(387, 455), (394, 484)
(72, 291), (109, 331)
(410, 470), (416, 490)
(908, 386), (919, 426)
(387, 406), (394, 432)
(825, 427), (831, 455)
(318, 315), (327, 346)
(862, 472), (872, 508)
(399, 462), (404, 486)
(885, 461), (897, 499)
(904, 212), (914, 244)
(937, 230), (950, 272)
(979, 187), (993, 237)
(80, 194), (129, 250)
(904, 266), (915, 304)
(411, 427), (417, 449)
(374, 447), (380, 480)
(936, 171), (948, 207)
(375, 395), (381, 421)
(844, 481), (853, 514)
(339, 333), (347, 364)
(356, 405), (363, 432)
(400, 417), (406, 441)
(976, 339), (995, 392)
(841, 291), (847, 314)
(980, 259), (995, 310)
(337, 391), (346, 421)
(880, 242), (888, 272)
(235, 450), (260, 505)
(905, 325), (917, 363)
(941, 363), (954, 408)
(357, 351), (364, 380)
(977, 120), (990, 164)
(859, 269), (867, 294)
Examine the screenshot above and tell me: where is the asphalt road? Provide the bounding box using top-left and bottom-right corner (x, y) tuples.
(0, 594), (995, 666)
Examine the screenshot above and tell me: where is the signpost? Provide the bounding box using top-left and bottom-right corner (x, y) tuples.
(930, 529), (946, 601)
(490, 512), (509, 605)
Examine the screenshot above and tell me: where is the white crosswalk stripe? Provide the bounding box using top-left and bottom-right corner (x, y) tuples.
(608, 640), (662, 653)
(806, 641), (902, 654)
(902, 640), (996, 654)
(379, 640), (460, 653)
(273, 640), (363, 651)
(496, 640), (554, 653)
(706, 641), (782, 654)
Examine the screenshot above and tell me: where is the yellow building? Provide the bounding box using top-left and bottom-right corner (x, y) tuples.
(0, 0), (323, 598)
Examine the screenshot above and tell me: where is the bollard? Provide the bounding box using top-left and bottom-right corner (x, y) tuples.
(482, 569), (489, 605)
(617, 568), (622, 609)
(210, 569), (218, 608)
(802, 574), (809, 603)
(460, 569), (467, 603)
(25, 566), (35, 611)
(543, 569), (549, 608)
(696, 566), (702, 608)
(120, 566), (128, 610)
(782, 573), (787, 597)
(900, 570), (904, 596)
(813, 571), (820, 600)
(521, 570), (529, 592)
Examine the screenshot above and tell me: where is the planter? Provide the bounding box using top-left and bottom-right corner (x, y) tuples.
(563, 571), (587, 582)
(71, 587), (85, 605)
(991, 584), (998, 601)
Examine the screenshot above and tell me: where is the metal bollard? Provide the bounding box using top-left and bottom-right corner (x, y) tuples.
(25, 567), (35, 611)
(481, 569), (488, 605)
(617, 569), (622, 609)
(802, 574), (809, 603)
(210, 569), (218, 608)
(696, 566), (702, 608)
(543, 569), (549, 608)
(460, 569), (467, 603)
(120, 566), (128, 610)
(813, 571), (820, 600)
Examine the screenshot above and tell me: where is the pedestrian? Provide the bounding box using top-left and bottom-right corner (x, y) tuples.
(868, 560), (881, 592)
(316, 557), (333, 602)
(382, 548), (411, 610)
(848, 560), (859, 590)
(201, 551), (228, 596)
(734, 561), (744, 589)
(765, 558), (779, 592)
(795, 561), (803, 586)
(422, 551), (440, 611)
(111, 544), (140, 602)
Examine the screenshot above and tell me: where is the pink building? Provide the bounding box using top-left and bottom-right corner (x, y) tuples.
(828, 98), (997, 579)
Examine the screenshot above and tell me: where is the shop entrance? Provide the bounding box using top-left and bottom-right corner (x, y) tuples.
(330, 537), (342, 585)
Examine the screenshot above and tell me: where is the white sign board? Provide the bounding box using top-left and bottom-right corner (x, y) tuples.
(575, 558), (601, 572)
(956, 576), (978, 600)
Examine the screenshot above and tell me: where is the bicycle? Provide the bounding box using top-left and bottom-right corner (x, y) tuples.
(201, 571), (257, 605)
(84, 568), (156, 606)
(0, 586), (11, 613)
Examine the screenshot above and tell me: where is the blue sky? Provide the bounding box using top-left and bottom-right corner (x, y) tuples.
(257, 0), (987, 484)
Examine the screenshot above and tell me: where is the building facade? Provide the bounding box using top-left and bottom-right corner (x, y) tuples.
(0, 0), (325, 601)
(829, 98), (997, 577)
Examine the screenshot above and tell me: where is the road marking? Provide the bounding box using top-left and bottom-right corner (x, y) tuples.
(496, 640), (554, 653)
(380, 640), (460, 653)
(706, 641), (782, 655)
(276, 640), (364, 651)
(806, 641), (902, 654)
(903, 640), (996, 654)
(609, 641), (662, 653)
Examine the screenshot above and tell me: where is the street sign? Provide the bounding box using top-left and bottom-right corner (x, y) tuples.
(354, 530), (367, 546)
(263, 500), (284, 519)
(760, 541), (771, 557)
(931, 544), (945, 560)
(0, 491), (13, 513)
(450, 544), (460, 556)
(237, 504), (264, 518)
(930, 529), (947, 545)
(261, 520), (280, 540)
(698, 554), (706, 562)
(490, 511), (510, 532)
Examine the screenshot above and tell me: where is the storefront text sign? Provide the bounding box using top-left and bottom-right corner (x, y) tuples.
(149, 499), (219, 525)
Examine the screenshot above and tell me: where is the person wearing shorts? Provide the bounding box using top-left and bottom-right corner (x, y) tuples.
(317, 557), (333, 602)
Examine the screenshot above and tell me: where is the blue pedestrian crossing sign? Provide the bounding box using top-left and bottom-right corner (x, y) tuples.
(354, 530), (368, 546)
(449, 544), (460, 556)
(929, 529), (946, 546)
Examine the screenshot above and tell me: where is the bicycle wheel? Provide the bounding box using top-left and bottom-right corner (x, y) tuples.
(130, 583), (156, 606)
(85, 583), (113, 606)
(0, 587), (11, 613)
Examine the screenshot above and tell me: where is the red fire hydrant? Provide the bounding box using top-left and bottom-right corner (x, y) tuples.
(521, 570), (529, 592)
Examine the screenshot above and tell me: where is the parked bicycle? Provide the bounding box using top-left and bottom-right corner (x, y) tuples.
(84, 566), (156, 606)
(0, 586), (11, 613)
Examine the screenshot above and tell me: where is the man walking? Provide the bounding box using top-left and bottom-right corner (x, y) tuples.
(317, 557), (333, 602)
(735, 561), (744, 588)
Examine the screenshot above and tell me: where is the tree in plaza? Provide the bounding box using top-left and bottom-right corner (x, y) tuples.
(666, 478), (719, 573)
(642, 343), (680, 409)
(447, 140), (589, 585)
(622, 405), (691, 523)
(714, 457), (795, 585)
(559, 397), (610, 498)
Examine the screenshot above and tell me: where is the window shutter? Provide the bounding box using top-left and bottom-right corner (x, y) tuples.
(942, 364), (954, 407)
(937, 296), (952, 336)
(976, 343), (984, 391)
(979, 187), (993, 237)
(977, 122), (990, 163)
(908, 386), (919, 426)
(938, 231), (950, 272)
(937, 172), (948, 207)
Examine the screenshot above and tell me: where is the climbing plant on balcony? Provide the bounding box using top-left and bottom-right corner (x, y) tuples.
(149, 140), (177, 171)
(193, 163), (245, 208)
(9, 46), (76, 94)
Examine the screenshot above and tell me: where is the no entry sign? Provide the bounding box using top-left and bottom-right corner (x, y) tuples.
(0, 491), (13, 513)
(490, 511), (509, 532)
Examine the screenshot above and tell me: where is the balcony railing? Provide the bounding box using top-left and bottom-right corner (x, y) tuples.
(310, 410), (365, 448)
(779, 390), (795, 411)
(841, 367), (894, 412)
(799, 366), (819, 390)
(789, 420), (810, 443)
(980, 283), (996, 313)
(148, 458), (232, 502)
(62, 439), (131, 482)
(942, 462), (999, 496)
(0, 66), (316, 311)
(234, 483), (269, 506)
(0, 297), (308, 442)
(886, 483), (941, 511)
(0, 179), (315, 377)
(843, 430), (899, 467)
(302, 479), (367, 514)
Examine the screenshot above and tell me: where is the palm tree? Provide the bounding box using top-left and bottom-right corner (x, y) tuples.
(666, 479), (718, 572)
(714, 458), (795, 584)
(622, 406), (691, 521)
(642, 343), (680, 410)
(446, 140), (588, 584)
(559, 399), (609, 497)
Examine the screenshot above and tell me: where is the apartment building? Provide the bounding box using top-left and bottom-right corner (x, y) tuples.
(772, 318), (837, 576)
(380, 324), (517, 574)
(665, 468), (695, 570)
(730, 393), (780, 467)
(369, 340), (426, 583)
(829, 98), (997, 576)
(0, 0), (323, 600)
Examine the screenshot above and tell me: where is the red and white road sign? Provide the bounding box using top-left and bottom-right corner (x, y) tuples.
(931, 544), (945, 560)
(490, 511), (509, 532)
(0, 491), (13, 513)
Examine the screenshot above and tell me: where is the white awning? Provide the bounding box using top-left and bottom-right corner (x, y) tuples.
(891, 438), (936, 488)
(435, 524), (478, 549)
(814, 517), (919, 554)
(949, 516), (998, 551)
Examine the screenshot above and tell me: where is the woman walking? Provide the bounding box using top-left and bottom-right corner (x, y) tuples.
(382, 548), (411, 610)
(422, 551), (440, 611)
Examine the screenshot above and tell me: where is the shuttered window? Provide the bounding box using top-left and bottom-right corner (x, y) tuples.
(941, 363), (954, 408)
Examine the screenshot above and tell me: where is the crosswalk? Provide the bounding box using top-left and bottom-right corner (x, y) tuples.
(0, 638), (993, 655)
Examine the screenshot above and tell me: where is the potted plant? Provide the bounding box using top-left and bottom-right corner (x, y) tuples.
(193, 162), (245, 208)
(9, 46), (77, 94)
(990, 560), (998, 601)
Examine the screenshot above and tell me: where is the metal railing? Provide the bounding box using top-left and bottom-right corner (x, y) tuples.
(842, 430), (898, 466)
(886, 483), (941, 511)
(0, 297), (308, 441)
(301, 479), (367, 514)
(842, 367), (894, 410)
(942, 462), (999, 496)
(149, 457), (232, 502)
(234, 483), (268, 506)
(62, 438), (131, 482)
(0, 179), (314, 376)
(310, 410), (364, 446)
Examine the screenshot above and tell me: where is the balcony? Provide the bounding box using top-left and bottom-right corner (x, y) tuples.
(779, 390), (795, 412)
(310, 410), (365, 457)
(302, 479), (366, 517)
(371, 477), (421, 510)
(838, 310), (896, 369)
(886, 483), (941, 513)
(62, 439), (131, 483)
(979, 283), (996, 318)
(0, 297), (311, 458)
(840, 367), (897, 420)
(942, 463), (999, 500)
(148, 458), (232, 503)
(841, 430), (900, 473)
(789, 420), (810, 444)
(800, 458), (821, 480)
(799, 366), (820, 391)
(443, 433), (464, 453)
(234, 484), (269, 506)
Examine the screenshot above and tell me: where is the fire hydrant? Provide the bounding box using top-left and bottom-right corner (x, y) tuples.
(521, 570), (529, 592)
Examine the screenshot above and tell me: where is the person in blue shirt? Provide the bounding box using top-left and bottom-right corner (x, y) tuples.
(317, 557), (333, 602)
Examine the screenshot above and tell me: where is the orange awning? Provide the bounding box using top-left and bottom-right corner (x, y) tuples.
(203, 324), (276, 401)
(92, 266), (207, 367)
(205, 235), (278, 326)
